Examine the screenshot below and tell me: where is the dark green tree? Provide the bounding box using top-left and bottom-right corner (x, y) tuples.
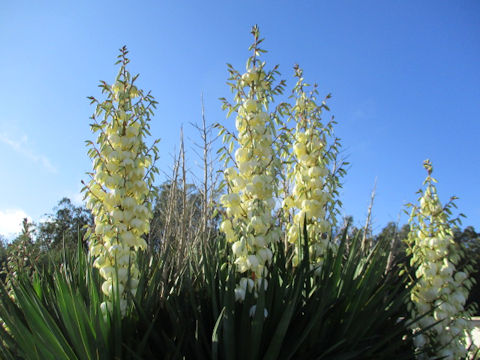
(453, 225), (480, 314)
(36, 197), (93, 253)
(375, 222), (410, 272)
(0, 235), (7, 282)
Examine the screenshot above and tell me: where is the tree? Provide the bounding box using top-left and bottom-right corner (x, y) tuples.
(0, 235), (7, 282)
(375, 222), (410, 273)
(148, 181), (204, 254)
(454, 225), (480, 314)
(36, 197), (93, 252)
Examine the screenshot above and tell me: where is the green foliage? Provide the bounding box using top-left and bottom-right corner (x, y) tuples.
(0, 225), (417, 359)
(36, 197), (93, 253)
(3, 27), (477, 360)
(0, 236), (8, 282)
(0, 241), (115, 360)
(189, 226), (417, 360)
(454, 226), (480, 315)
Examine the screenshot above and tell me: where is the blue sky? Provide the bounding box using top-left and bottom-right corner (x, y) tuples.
(0, 0), (479, 238)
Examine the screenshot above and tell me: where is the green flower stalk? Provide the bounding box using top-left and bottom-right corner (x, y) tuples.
(283, 66), (335, 270)
(83, 47), (159, 317)
(218, 26), (283, 301)
(407, 160), (475, 359)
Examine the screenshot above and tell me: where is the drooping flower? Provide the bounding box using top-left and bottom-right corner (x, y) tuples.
(407, 160), (475, 359)
(283, 66), (336, 272)
(219, 26), (282, 300)
(83, 47), (158, 318)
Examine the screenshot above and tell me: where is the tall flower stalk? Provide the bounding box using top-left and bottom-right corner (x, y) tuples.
(406, 160), (475, 359)
(218, 26), (284, 301)
(283, 66), (337, 270)
(83, 47), (159, 317)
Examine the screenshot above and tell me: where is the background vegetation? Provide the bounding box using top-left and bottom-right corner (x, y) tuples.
(0, 31), (478, 358)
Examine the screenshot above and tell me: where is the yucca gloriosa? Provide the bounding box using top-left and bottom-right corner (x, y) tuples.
(0, 223), (419, 359)
(0, 26), (468, 360)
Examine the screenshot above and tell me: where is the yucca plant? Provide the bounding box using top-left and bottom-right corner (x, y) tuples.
(0, 237), (184, 359)
(197, 224), (419, 359)
(0, 220), (423, 360)
(0, 27), (433, 360)
(127, 223), (419, 359)
(0, 240), (115, 359)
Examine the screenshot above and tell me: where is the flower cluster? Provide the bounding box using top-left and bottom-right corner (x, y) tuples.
(283, 69), (333, 270)
(407, 160), (474, 359)
(221, 95), (276, 301)
(84, 48), (158, 317)
(219, 28), (279, 301)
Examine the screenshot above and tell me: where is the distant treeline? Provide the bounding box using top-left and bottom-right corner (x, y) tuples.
(1, 185), (479, 313)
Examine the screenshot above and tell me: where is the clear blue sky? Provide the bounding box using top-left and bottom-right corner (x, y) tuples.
(0, 0), (479, 238)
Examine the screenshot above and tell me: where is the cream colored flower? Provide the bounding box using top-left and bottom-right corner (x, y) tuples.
(219, 56), (277, 301)
(285, 79), (334, 271)
(85, 57), (156, 319)
(407, 160), (474, 358)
